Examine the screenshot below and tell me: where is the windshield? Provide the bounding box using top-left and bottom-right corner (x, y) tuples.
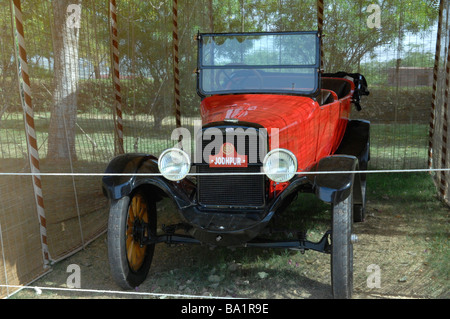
(197, 32), (320, 96)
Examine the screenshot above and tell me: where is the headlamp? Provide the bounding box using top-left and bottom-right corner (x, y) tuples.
(263, 148), (297, 182)
(158, 148), (191, 181)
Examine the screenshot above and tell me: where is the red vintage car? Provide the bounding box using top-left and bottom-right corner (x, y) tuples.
(102, 31), (370, 298)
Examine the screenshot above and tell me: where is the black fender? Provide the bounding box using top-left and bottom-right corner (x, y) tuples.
(336, 119), (370, 168)
(313, 120), (370, 205)
(313, 155), (358, 204)
(335, 119), (370, 207)
(101, 153), (194, 208)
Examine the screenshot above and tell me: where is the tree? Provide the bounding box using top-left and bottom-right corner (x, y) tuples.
(209, 0), (438, 72)
(0, 4), (18, 120)
(117, 0), (174, 127)
(319, 0), (438, 72)
(47, 0), (81, 161)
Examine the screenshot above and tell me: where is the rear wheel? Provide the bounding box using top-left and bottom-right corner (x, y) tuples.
(108, 189), (156, 289)
(331, 193), (354, 299)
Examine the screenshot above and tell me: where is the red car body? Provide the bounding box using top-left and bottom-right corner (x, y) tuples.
(103, 31), (370, 298)
(201, 82), (353, 171)
(200, 78), (354, 196)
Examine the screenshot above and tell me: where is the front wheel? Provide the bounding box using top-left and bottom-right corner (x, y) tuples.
(354, 160), (368, 222)
(331, 194), (354, 299)
(107, 189), (156, 289)
(353, 178), (366, 222)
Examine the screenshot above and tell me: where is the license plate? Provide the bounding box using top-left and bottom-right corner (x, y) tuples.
(208, 143), (248, 168)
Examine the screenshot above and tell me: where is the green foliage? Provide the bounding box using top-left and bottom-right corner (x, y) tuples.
(0, 0), (440, 118)
(321, 0), (438, 72)
(361, 50), (436, 85)
(77, 79), (114, 113)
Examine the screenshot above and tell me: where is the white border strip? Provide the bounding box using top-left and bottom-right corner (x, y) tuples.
(1, 284), (243, 299)
(0, 168), (449, 177)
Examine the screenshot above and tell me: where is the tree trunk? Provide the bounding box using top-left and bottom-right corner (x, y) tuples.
(47, 0), (81, 161)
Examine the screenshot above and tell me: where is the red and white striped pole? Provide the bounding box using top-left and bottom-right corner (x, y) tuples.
(317, 0), (324, 70)
(208, 0), (214, 33)
(439, 31), (450, 200)
(11, 0), (49, 266)
(172, 0), (181, 128)
(109, 0), (124, 154)
(429, 0), (444, 170)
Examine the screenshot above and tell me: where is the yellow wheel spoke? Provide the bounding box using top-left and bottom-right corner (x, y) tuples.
(126, 226), (133, 237)
(128, 205), (135, 222)
(125, 192), (150, 272)
(127, 241), (134, 265)
(135, 245), (143, 261)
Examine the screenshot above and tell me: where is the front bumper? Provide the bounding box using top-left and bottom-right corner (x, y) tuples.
(176, 176), (310, 246)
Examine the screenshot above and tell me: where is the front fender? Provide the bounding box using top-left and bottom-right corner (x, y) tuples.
(313, 155), (358, 204)
(101, 153), (194, 208)
(102, 153), (155, 199)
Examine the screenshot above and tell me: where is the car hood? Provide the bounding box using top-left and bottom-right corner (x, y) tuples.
(201, 94), (317, 123)
(201, 94), (318, 148)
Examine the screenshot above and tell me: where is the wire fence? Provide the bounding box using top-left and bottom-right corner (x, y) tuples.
(0, 0), (449, 298)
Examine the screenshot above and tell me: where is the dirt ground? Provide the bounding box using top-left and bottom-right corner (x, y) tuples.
(11, 187), (449, 300)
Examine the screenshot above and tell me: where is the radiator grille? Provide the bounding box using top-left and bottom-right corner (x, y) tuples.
(198, 166), (264, 207)
(197, 126), (266, 208)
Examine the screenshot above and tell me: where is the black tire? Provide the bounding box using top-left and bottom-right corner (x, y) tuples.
(354, 142), (369, 222)
(331, 194), (354, 299)
(107, 189), (156, 290)
(353, 177), (366, 222)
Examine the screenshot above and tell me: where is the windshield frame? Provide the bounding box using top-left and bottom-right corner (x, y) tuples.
(196, 31), (321, 98)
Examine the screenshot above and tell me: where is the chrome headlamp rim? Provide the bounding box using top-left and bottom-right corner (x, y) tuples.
(158, 148), (191, 181)
(262, 148), (298, 183)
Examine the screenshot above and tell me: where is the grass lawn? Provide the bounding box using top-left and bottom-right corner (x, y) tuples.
(0, 112), (429, 169)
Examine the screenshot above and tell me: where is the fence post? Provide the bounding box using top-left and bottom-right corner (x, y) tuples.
(317, 0), (324, 70)
(109, 0), (124, 154)
(173, 0), (181, 128)
(429, 0), (445, 170)
(11, 0), (49, 266)
(439, 26), (450, 201)
(208, 0), (214, 33)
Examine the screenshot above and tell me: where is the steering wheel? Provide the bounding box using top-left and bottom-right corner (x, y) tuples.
(215, 63), (263, 90)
